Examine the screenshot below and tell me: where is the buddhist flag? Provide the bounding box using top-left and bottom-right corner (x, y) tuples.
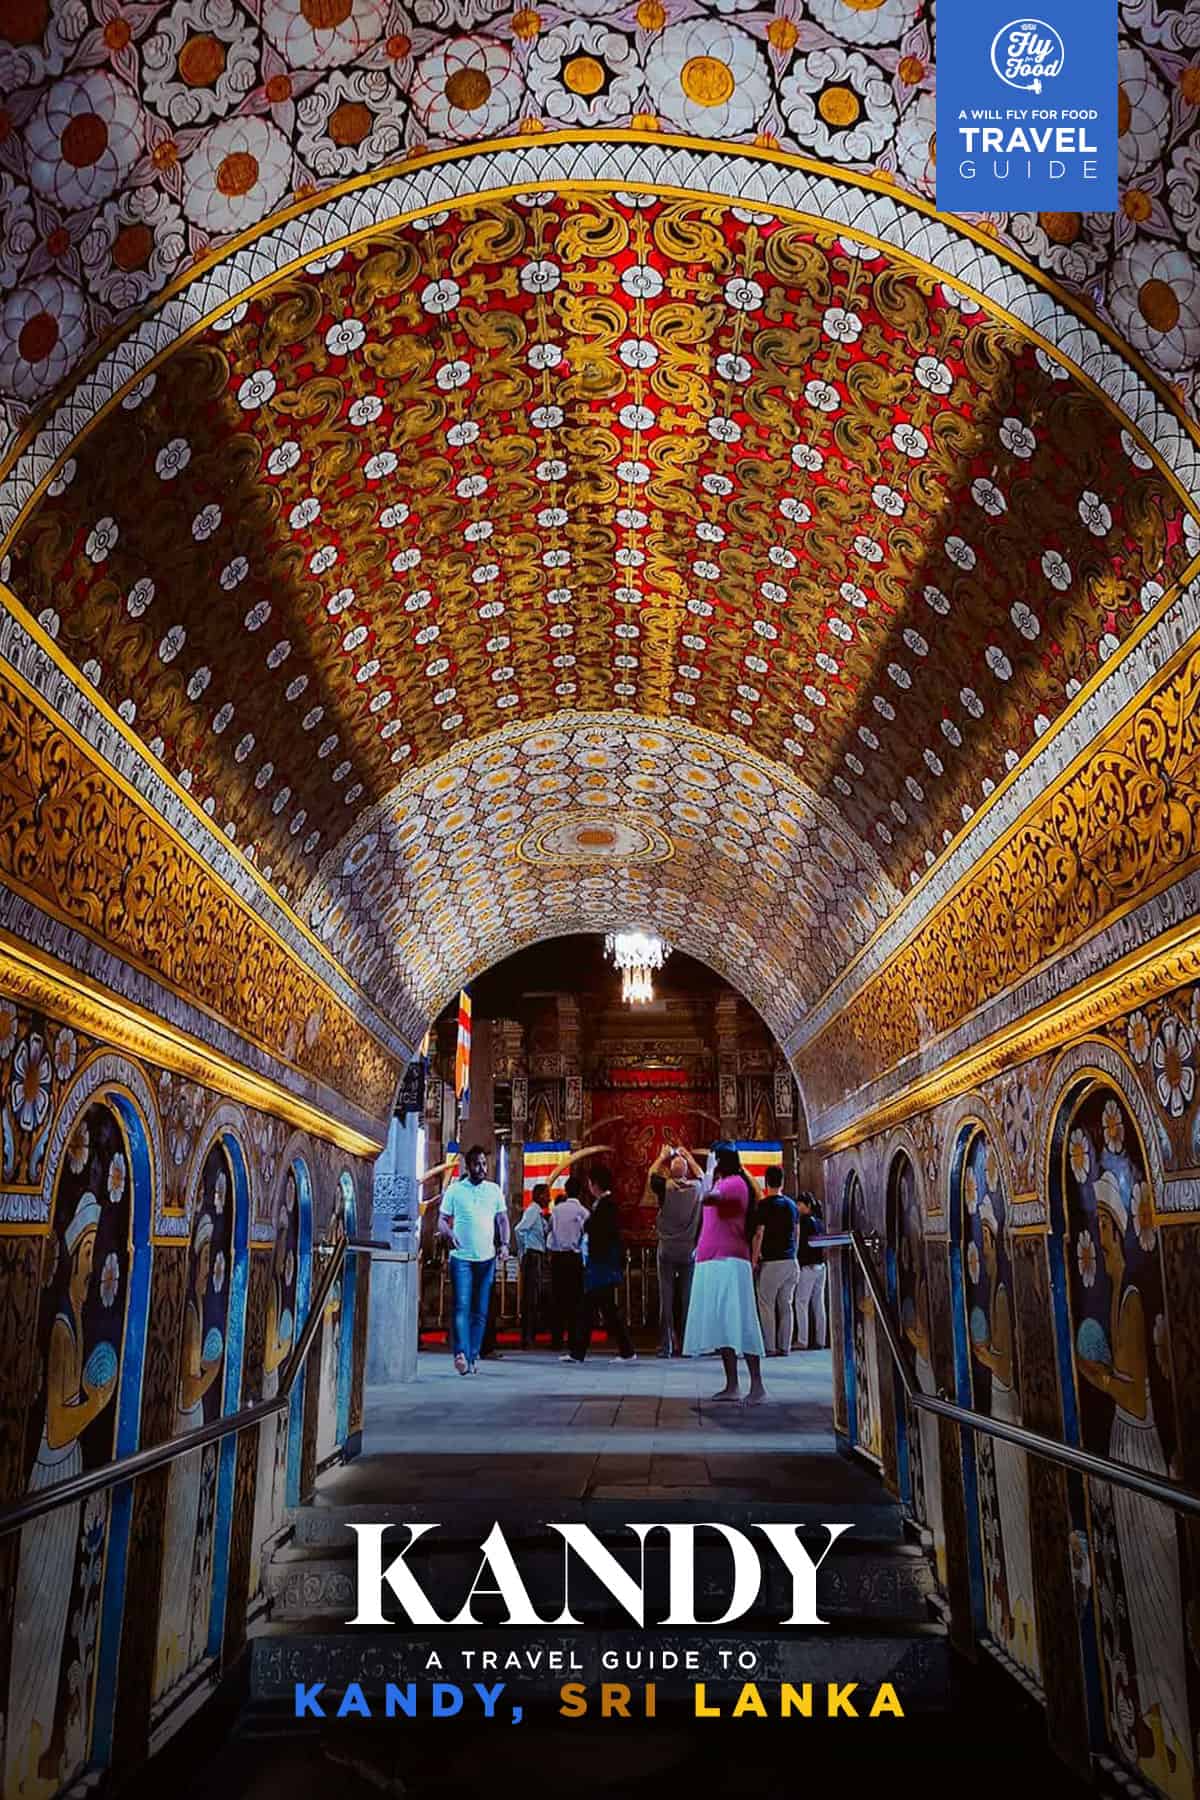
(454, 989), (471, 1102)
(523, 1141), (570, 1210)
(737, 1141), (783, 1196)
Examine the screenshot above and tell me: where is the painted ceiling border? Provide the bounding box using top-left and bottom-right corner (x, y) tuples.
(2, 136), (1199, 536)
(786, 563), (1200, 1059)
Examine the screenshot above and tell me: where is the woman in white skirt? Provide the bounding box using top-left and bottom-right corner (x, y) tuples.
(682, 1145), (767, 1404)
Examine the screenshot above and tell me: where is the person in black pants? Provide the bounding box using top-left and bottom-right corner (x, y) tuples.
(562, 1166), (636, 1364)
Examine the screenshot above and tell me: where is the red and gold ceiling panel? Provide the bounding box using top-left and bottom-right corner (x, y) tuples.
(6, 190), (1195, 923)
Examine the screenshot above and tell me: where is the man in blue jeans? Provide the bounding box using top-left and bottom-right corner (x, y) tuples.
(438, 1146), (510, 1375)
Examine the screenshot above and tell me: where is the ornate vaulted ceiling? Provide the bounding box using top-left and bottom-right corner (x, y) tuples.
(6, 188), (1197, 909)
(0, 0), (1199, 450)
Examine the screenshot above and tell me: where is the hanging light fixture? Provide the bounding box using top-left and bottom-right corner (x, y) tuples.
(604, 931), (670, 1005)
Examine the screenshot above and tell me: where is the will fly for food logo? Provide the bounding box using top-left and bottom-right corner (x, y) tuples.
(989, 19), (1066, 94)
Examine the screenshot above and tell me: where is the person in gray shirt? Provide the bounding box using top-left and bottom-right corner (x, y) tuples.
(648, 1144), (704, 1357)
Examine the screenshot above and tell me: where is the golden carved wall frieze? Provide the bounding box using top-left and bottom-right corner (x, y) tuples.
(0, 929), (386, 1160)
(0, 658), (402, 1125)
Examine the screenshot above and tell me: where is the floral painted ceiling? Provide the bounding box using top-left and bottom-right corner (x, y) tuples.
(303, 713), (904, 1041)
(5, 185), (1197, 1028)
(1, 0), (1200, 450)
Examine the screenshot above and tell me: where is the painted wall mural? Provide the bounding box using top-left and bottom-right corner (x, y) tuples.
(249, 1159), (303, 1597)
(957, 1127), (1039, 1684)
(152, 1137), (237, 1705)
(315, 1171), (355, 1468)
(6, 1097), (133, 1798)
(845, 1170), (881, 1464)
(889, 1152), (945, 1589)
(0, 990), (372, 1799)
(1052, 1079), (1194, 1800)
(828, 986), (1200, 1800)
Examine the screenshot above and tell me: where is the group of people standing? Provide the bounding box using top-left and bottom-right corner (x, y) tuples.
(436, 1142), (825, 1403)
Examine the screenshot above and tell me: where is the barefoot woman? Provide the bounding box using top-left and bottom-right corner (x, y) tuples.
(682, 1145), (767, 1404)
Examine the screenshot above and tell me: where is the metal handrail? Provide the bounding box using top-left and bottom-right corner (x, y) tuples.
(819, 1231), (1200, 1518)
(0, 1234), (379, 1539)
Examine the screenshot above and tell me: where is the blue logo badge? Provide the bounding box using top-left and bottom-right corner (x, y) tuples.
(936, 0), (1117, 214)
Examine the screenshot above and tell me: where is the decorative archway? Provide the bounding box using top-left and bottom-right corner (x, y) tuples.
(4, 1062), (155, 1796)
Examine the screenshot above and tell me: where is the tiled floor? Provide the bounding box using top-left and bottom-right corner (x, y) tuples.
(314, 1347), (893, 1512)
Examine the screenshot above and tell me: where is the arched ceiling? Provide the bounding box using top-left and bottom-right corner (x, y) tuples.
(301, 712), (903, 1043)
(6, 184), (1197, 919)
(1, 0), (1200, 446)
(3, 158), (1200, 1063)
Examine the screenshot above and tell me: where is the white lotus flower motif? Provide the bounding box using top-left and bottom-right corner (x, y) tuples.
(717, 352), (751, 382)
(521, 259), (561, 294)
(86, 517), (119, 563)
(1011, 601), (1040, 639)
(268, 440), (301, 476)
(192, 504), (222, 542)
(791, 443), (824, 472)
(289, 497), (320, 530)
(986, 645), (1013, 680)
(892, 423), (928, 459)
(158, 625), (186, 663)
(707, 415), (741, 444)
(724, 276), (764, 313)
(924, 585), (950, 614)
(326, 318), (366, 355)
(1000, 417), (1036, 458)
(156, 438), (191, 480)
(805, 379), (839, 413)
(127, 578), (154, 617)
(971, 477), (1006, 516)
(1120, 429), (1153, 470)
(872, 483), (905, 517)
(381, 504), (410, 529)
(914, 355), (953, 395)
(1042, 548), (1072, 590)
(619, 338), (658, 370)
(620, 263), (662, 299)
(1078, 490), (1112, 536)
(528, 343), (562, 371)
(823, 306), (862, 343)
(237, 368), (276, 410)
(364, 451), (398, 480)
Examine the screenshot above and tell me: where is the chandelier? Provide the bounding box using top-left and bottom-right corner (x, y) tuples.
(604, 931), (670, 1005)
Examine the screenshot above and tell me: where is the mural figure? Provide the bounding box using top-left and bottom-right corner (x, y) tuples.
(315, 1268), (343, 1467)
(961, 1132), (1039, 1680)
(1062, 1083), (1193, 1799)
(251, 1168), (299, 1592)
(7, 1100), (132, 1799)
(154, 1147), (231, 1699)
(847, 1173), (881, 1462)
(893, 1157), (945, 1590)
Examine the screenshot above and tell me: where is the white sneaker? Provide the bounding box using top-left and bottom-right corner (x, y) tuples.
(611, 1354), (638, 1363)
(560, 1354), (584, 1364)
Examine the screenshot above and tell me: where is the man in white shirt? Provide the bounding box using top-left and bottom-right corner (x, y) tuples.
(438, 1146), (510, 1375)
(546, 1176), (588, 1353)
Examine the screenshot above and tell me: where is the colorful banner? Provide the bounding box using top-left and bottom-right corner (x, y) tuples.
(522, 1141), (571, 1209)
(736, 1141), (784, 1196)
(936, 2), (1117, 213)
(453, 989), (471, 1102)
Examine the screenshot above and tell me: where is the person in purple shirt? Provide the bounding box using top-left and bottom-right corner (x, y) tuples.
(681, 1144), (767, 1404)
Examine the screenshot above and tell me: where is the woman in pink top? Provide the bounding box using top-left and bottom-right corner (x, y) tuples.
(682, 1145), (767, 1404)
